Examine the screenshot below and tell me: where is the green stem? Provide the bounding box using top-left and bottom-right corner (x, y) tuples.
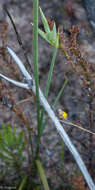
(52, 79), (68, 109)
(33, 0), (41, 160)
(33, 1), (40, 133)
(40, 47), (58, 132)
(34, 48), (58, 161)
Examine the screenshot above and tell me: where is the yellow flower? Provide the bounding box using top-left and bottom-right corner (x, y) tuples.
(58, 109), (68, 120)
(62, 111), (68, 120)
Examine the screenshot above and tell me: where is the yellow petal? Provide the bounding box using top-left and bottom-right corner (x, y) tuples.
(58, 109), (68, 120)
(62, 112), (68, 120)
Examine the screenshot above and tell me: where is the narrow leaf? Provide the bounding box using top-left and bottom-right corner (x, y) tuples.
(36, 160), (50, 190)
(38, 29), (50, 43)
(39, 7), (50, 33)
(40, 48), (58, 135)
(18, 176), (27, 190)
(52, 23), (56, 40)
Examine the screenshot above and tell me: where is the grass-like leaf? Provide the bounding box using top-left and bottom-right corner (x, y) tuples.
(36, 160), (50, 190)
(39, 8), (59, 48)
(18, 176), (27, 190)
(39, 7), (50, 33)
(40, 48), (58, 135)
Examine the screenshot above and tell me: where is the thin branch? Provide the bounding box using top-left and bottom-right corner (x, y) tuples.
(0, 73), (29, 89)
(60, 119), (95, 136)
(3, 5), (32, 72)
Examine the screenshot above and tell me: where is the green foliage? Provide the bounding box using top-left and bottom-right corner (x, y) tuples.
(31, 7), (59, 48)
(39, 8), (59, 48)
(36, 160), (50, 190)
(0, 124), (26, 176)
(18, 176), (27, 190)
(39, 7), (50, 33)
(32, 5), (67, 164)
